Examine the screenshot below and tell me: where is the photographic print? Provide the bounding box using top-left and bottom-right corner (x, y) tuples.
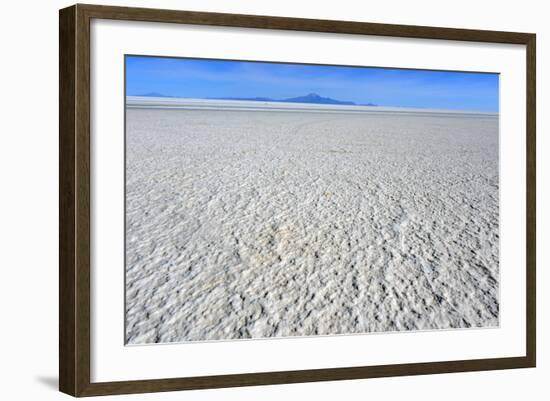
(124, 55), (499, 345)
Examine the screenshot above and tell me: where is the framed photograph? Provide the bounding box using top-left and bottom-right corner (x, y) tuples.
(59, 4), (536, 397)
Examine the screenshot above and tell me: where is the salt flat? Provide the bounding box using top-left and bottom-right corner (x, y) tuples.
(125, 101), (499, 344)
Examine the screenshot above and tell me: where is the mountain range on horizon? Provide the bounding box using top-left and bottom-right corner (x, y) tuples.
(134, 92), (377, 106)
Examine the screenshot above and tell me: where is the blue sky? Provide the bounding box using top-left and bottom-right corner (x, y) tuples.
(126, 55), (499, 112)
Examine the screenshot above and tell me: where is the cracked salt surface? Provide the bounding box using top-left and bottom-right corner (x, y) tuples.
(125, 107), (499, 344)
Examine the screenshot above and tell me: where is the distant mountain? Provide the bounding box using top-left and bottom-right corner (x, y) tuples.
(211, 93), (367, 106)
(134, 92), (377, 106)
(136, 92), (174, 97)
(282, 93), (356, 105)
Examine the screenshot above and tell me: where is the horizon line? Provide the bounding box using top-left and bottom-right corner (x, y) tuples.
(125, 95), (499, 115)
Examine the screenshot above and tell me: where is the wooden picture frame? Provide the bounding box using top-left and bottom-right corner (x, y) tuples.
(59, 3), (536, 397)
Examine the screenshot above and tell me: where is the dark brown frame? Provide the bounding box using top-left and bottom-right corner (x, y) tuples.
(59, 3), (536, 397)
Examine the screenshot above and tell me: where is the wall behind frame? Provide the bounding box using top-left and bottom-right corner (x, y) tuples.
(0, 0), (546, 400)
